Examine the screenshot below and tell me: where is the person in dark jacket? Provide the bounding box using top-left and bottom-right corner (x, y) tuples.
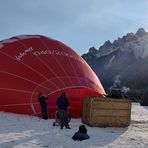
(38, 93), (48, 120)
(72, 125), (89, 141)
(56, 92), (70, 129)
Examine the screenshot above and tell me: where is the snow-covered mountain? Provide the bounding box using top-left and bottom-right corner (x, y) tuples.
(82, 28), (148, 92)
(86, 28), (148, 59)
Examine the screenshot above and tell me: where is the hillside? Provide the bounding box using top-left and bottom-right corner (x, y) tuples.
(82, 28), (148, 92)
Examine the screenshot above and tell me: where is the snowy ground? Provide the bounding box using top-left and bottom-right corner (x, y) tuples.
(0, 103), (148, 148)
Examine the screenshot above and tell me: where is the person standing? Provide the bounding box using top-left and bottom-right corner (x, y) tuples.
(38, 93), (48, 120)
(56, 92), (70, 129)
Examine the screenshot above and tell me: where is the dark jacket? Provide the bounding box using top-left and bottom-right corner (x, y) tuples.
(38, 95), (48, 106)
(72, 125), (89, 141)
(56, 93), (70, 111)
(38, 94), (48, 119)
(72, 132), (89, 141)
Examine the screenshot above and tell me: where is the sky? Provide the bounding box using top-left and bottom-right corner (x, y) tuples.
(0, 0), (148, 55)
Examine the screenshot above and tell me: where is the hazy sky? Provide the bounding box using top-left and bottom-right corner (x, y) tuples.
(0, 0), (148, 55)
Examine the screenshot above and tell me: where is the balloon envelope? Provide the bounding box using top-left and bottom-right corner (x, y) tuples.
(0, 35), (105, 118)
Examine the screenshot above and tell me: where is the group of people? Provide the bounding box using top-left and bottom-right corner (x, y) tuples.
(37, 92), (70, 128)
(38, 91), (89, 141)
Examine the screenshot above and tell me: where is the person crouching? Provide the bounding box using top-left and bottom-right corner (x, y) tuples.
(72, 125), (89, 141)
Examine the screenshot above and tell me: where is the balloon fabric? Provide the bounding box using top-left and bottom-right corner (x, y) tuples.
(0, 35), (105, 118)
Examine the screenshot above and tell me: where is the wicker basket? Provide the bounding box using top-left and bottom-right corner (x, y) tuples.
(82, 97), (131, 127)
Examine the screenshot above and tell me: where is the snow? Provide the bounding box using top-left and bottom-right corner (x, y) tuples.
(108, 56), (115, 66)
(0, 103), (148, 148)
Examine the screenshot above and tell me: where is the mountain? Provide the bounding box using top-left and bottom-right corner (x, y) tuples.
(82, 28), (148, 92)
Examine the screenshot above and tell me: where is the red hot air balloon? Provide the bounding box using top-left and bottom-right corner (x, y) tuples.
(0, 35), (105, 118)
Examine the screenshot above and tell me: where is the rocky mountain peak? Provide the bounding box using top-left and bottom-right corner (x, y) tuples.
(135, 28), (146, 37)
(103, 40), (112, 47)
(88, 47), (97, 55)
(84, 28), (148, 59)
(121, 32), (136, 42)
(82, 28), (148, 92)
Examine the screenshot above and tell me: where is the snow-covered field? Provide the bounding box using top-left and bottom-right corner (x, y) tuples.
(0, 103), (148, 148)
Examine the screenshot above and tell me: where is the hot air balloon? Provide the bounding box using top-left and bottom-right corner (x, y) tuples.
(0, 35), (105, 118)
